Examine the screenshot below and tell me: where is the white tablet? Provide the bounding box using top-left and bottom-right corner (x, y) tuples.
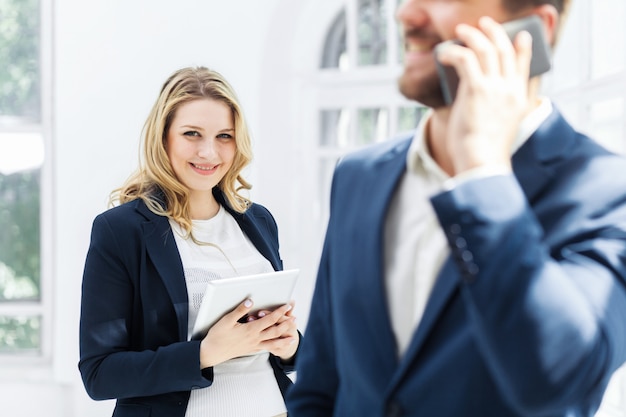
(191, 269), (300, 340)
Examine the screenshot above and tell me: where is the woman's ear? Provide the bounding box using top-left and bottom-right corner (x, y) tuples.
(532, 4), (560, 47)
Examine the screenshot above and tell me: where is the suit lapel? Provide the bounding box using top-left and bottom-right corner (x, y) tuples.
(513, 107), (576, 203)
(354, 138), (414, 366)
(389, 258), (459, 378)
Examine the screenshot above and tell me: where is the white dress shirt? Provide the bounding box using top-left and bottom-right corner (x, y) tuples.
(384, 98), (553, 357)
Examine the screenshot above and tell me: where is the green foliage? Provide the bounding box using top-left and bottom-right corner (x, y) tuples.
(0, 169), (40, 300)
(0, 315), (40, 352)
(0, 0), (40, 121)
(0, 0), (42, 353)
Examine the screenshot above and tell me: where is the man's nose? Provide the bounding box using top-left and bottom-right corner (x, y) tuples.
(396, 0), (427, 26)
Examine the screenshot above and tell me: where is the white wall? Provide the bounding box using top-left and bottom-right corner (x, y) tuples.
(256, 0), (346, 332)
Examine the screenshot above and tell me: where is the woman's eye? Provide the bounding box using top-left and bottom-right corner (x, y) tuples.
(217, 133), (233, 140)
(183, 131), (201, 137)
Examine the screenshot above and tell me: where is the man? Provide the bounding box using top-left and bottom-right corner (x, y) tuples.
(286, 0), (626, 416)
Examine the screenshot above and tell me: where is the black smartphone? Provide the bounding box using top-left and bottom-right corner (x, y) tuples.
(435, 15), (552, 104)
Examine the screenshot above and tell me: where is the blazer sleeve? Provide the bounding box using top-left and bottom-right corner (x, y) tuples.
(79, 212), (212, 400)
(431, 172), (626, 414)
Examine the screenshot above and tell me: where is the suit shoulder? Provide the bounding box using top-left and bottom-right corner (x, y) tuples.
(559, 122), (626, 187)
(337, 133), (413, 169)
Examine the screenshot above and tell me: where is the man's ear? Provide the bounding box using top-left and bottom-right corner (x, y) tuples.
(532, 4), (560, 47)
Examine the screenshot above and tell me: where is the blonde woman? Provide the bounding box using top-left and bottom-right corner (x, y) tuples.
(79, 66), (297, 417)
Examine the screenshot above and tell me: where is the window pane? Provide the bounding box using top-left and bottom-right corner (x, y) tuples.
(319, 157), (338, 197)
(591, 0), (625, 78)
(0, 167), (41, 302)
(320, 109), (350, 148)
(588, 98), (624, 155)
(318, 157), (340, 222)
(397, 0), (405, 64)
(0, 0), (41, 122)
(598, 365), (626, 417)
(321, 10), (348, 69)
(0, 315), (40, 353)
(356, 107), (388, 145)
(358, 0), (387, 66)
(397, 106), (427, 133)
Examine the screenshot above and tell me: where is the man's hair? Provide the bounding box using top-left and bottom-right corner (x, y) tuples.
(502, 0), (571, 44)
(502, 0), (569, 15)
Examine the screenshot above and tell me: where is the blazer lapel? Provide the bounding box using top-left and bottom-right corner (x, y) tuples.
(214, 188), (283, 271)
(138, 203), (189, 342)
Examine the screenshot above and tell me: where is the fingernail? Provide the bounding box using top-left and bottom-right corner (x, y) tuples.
(258, 311), (266, 318)
(285, 304), (292, 311)
(244, 299), (253, 308)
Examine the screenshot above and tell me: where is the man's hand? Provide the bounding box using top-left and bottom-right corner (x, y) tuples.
(436, 16), (534, 175)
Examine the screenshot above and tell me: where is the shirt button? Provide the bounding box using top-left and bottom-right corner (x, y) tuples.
(386, 402), (403, 417)
(449, 224), (461, 235)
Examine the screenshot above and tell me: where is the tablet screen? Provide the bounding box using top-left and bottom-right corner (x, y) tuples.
(191, 269), (299, 340)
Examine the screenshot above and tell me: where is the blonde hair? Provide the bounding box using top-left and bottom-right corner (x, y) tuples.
(110, 66), (253, 234)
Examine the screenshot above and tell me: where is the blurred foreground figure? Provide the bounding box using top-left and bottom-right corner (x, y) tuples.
(287, 1), (626, 416)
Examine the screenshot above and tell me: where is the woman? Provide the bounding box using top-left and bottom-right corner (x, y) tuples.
(79, 66), (298, 417)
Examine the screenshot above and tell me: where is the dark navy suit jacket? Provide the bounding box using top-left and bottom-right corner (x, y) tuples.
(287, 109), (626, 416)
(79, 189), (295, 417)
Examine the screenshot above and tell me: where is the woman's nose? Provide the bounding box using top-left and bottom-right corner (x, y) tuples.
(197, 138), (216, 158)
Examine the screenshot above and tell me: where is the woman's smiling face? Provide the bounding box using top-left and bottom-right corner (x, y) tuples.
(166, 98), (236, 197)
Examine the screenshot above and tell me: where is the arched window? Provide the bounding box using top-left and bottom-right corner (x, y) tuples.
(314, 0), (426, 226)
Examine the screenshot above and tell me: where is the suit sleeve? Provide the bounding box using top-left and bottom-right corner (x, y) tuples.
(431, 173), (626, 414)
(78, 214), (212, 400)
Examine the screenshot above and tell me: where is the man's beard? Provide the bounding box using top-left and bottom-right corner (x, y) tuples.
(397, 66), (447, 109)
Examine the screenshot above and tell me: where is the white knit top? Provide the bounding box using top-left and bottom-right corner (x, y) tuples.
(169, 205), (286, 417)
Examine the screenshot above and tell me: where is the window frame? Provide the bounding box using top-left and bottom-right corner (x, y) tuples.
(313, 0), (424, 227)
(0, 0), (53, 366)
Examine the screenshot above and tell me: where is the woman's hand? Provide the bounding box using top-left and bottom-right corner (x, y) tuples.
(250, 301), (299, 363)
(199, 299), (298, 368)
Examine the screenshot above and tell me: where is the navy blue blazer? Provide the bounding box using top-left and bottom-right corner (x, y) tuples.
(287, 108), (626, 416)
(79, 188), (295, 417)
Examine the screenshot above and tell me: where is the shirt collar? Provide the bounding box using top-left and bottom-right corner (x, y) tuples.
(407, 108), (449, 182)
(406, 97), (553, 176)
